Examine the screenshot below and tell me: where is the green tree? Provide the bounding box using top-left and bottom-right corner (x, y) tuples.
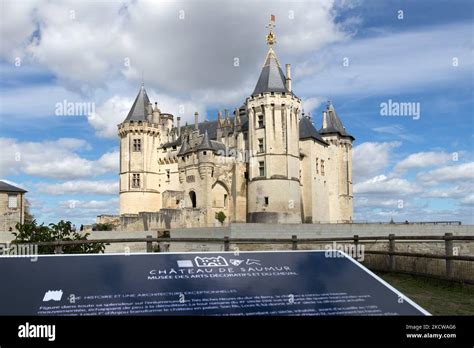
(23, 199), (34, 224)
(95, 223), (114, 231)
(12, 220), (107, 254)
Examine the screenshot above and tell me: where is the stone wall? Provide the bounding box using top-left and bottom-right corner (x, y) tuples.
(0, 192), (25, 232)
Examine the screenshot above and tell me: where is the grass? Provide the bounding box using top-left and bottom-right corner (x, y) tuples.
(375, 271), (474, 315)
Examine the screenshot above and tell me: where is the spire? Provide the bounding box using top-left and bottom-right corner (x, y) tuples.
(319, 101), (354, 140)
(124, 84), (151, 122)
(252, 15), (289, 96)
(177, 137), (189, 156)
(197, 130), (214, 152)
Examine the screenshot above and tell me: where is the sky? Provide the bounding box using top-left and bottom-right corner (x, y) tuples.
(0, 0), (473, 226)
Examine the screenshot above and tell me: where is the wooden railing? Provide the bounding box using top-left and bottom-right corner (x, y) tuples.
(18, 233), (474, 282)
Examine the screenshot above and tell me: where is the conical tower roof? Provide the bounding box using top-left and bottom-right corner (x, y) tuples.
(124, 84), (151, 122)
(252, 47), (289, 96)
(177, 137), (190, 156)
(319, 101), (354, 140)
(196, 130), (215, 152)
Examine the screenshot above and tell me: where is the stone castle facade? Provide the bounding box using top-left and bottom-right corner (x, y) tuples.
(117, 20), (354, 229)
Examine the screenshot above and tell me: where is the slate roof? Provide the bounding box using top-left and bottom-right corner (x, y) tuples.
(299, 116), (328, 145)
(124, 84), (151, 122)
(252, 47), (289, 95)
(0, 181), (27, 193)
(196, 131), (214, 151)
(319, 102), (354, 140)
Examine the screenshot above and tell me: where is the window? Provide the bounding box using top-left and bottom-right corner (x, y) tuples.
(189, 191), (197, 208)
(224, 194), (228, 208)
(315, 158), (319, 174)
(166, 169), (170, 181)
(321, 160), (325, 176)
(8, 194), (17, 208)
(133, 139), (141, 152)
(259, 161), (265, 177)
(258, 138), (264, 153)
(243, 132), (248, 141)
(132, 174), (140, 188)
(258, 115), (264, 128)
(264, 197), (269, 205)
(203, 151), (207, 155)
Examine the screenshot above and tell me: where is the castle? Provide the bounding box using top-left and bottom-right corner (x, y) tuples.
(116, 18), (354, 230)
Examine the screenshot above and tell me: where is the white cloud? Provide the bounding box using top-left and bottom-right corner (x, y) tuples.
(417, 162), (474, 185)
(37, 180), (119, 195)
(296, 22), (473, 97)
(372, 125), (423, 143)
(352, 141), (401, 182)
(354, 174), (422, 196)
(393, 151), (453, 175)
(302, 97), (325, 117)
(1, 0), (355, 101)
(461, 194), (474, 206)
(0, 138), (118, 179)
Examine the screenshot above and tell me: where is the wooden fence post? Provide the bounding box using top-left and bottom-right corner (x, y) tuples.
(146, 235), (153, 253)
(388, 234), (396, 271)
(292, 235), (298, 250)
(445, 233), (454, 278)
(224, 236), (230, 251)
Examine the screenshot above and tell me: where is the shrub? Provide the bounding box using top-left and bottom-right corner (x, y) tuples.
(12, 220), (107, 254)
(215, 211), (226, 224)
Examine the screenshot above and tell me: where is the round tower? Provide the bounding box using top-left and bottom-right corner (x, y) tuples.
(246, 16), (302, 223)
(118, 84), (161, 215)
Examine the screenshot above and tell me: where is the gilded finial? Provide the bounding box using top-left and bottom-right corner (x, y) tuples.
(266, 14), (276, 47)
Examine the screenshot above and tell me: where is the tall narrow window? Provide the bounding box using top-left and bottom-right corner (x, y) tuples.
(132, 174), (140, 188)
(166, 169), (170, 181)
(264, 197), (269, 205)
(133, 139), (142, 152)
(321, 160), (325, 176)
(315, 158), (319, 174)
(224, 194), (228, 208)
(189, 191), (197, 208)
(259, 161), (265, 177)
(258, 138), (264, 153)
(8, 194), (17, 208)
(257, 115), (264, 128)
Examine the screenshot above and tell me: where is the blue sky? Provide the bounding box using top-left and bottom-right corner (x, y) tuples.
(0, 0), (473, 226)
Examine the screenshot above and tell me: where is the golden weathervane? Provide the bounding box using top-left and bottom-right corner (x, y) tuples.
(266, 14), (276, 47)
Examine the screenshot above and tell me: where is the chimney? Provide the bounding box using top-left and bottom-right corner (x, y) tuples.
(224, 109), (229, 126)
(177, 116), (181, 136)
(194, 112), (199, 131)
(285, 64), (292, 92)
(235, 108), (240, 126)
(322, 111), (328, 129)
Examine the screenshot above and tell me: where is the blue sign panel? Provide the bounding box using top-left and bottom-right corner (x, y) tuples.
(0, 251), (429, 316)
